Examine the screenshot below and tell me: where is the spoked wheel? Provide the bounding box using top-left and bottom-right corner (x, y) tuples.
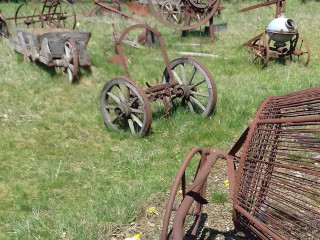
(249, 33), (270, 68)
(148, 0), (220, 31)
(47, 0), (76, 29)
(161, 0), (182, 23)
(15, 3), (44, 28)
(162, 57), (217, 117)
(289, 36), (310, 66)
(63, 40), (78, 83)
(161, 148), (208, 240)
(100, 77), (152, 136)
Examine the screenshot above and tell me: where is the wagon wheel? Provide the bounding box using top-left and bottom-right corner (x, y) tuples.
(249, 32), (270, 68)
(161, 148), (208, 240)
(187, 0), (217, 10)
(63, 40), (78, 83)
(289, 36), (310, 66)
(160, 0), (182, 23)
(148, 0), (220, 31)
(47, 0), (76, 29)
(162, 57), (217, 117)
(15, 2), (44, 28)
(100, 77), (152, 136)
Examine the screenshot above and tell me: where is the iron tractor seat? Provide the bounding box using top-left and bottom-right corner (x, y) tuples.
(162, 86), (320, 240)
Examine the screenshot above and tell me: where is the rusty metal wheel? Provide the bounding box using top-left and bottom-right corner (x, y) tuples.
(148, 0), (220, 31)
(289, 36), (310, 66)
(162, 57), (217, 117)
(15, 2), (44, 28)
(47, 0), (76, 29)
(160, 0), (182, 23)
(249, 32), (270, 68)
(63, 40), (78, 83)
(161, 148), (208, 240)
(100, 77), (152, 136)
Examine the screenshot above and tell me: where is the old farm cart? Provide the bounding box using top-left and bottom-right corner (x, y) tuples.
(161, 87), (320, 239)
(100, 24), (217, 136)
(240, 0), (310, 67)
(2, 0), (76, 29)
(11, 28), (91, 82)
(147, 0), (224, 39)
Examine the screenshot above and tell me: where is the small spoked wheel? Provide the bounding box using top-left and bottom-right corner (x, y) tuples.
(249, 32), (270, 68)
(63, 40), (78, 83)
(161, 148), (208, 240)
(162, 57), (217, 117)
(100, 77), (152, 136)
(15, 3), (44, 28)
(47, 0), (77, 29)
(0, 14), (8, 37)
(290, 36), (310, 67)
(161, 0), (182, 23)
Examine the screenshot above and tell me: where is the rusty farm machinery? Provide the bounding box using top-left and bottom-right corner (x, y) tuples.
(161, 86), (320, 239)
(0, 0), (76, 30)
(147, 0), (225, 39)
(239, 0), (310, 67)
(100, 24), (217, 136)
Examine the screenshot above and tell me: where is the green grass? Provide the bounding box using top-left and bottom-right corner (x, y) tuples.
(0, 0), (320, 239)
(211, 189), (229, 204)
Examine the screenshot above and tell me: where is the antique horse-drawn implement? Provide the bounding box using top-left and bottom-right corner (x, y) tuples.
(100, 24), (217, 136)
(161, 86), (320, 239)
(0, 0), (76, 31)
(240, 0), (310, 67)
(10, 28), (91, 82)
(147, 0), (224, 40)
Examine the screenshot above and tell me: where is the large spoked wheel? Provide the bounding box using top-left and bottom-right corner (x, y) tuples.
(289, 36), (310, 67)
(148, 0), (220, 31)
(162, 57), (217, 117)
(15, 3), (44, 28)
(160, 0), (182, 24)
(249, 32), (270, 68)
(47, 0), (76, 29)
(63, 40), (78, 83)
(161, 148), (208, 240)
(100, 77), (152, 136)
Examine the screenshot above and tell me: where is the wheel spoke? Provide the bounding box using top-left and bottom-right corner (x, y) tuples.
(190, 96), (206, 111)
(128, 119), (135, 134)
(180, 64), (186, 83)
(105, 105), (116, 110)
(191, 78), (205, 88)
(190, 91), (209, 98)
(68, 64), (74, 72)
(115, 86), (126, 102)
(111, 116), (119, 124)
(187, 101), (194, 113)
(107, 92), (121, 104)
(172, 70), (183, 85)
(131, 108), (144, 114)
(131, 113), (143, 127)
(187, 67), (197, 85)
(130, 97), (138, 106)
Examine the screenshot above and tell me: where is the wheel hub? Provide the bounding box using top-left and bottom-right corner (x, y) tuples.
(177, 85), (191, 99)
(115, 103), (131, 118)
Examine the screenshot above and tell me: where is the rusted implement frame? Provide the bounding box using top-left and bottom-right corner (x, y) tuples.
(74, 0), (137, 21)
(1, 0), (76, 30)
(162, 86), (320, 239)
(147, 0), (225, 40)
(100, 24), (217, 136)
(240, 0), (310, 67)
(10, 28), (91, 82)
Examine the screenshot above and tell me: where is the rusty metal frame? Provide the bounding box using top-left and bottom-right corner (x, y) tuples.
(163, 86), (320, 239)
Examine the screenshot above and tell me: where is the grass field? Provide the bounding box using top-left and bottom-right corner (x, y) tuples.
(0, 0), (319, 239)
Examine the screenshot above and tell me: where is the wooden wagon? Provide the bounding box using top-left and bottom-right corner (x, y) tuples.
(10, 28), (91, 82)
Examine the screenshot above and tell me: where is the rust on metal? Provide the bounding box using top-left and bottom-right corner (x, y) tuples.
(125, 2), (148, 16)
(100, 24), (217, 136)
(240, 0), (310, 67)
(147, 0), (224, 40)
(162, 86), (320, 239)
